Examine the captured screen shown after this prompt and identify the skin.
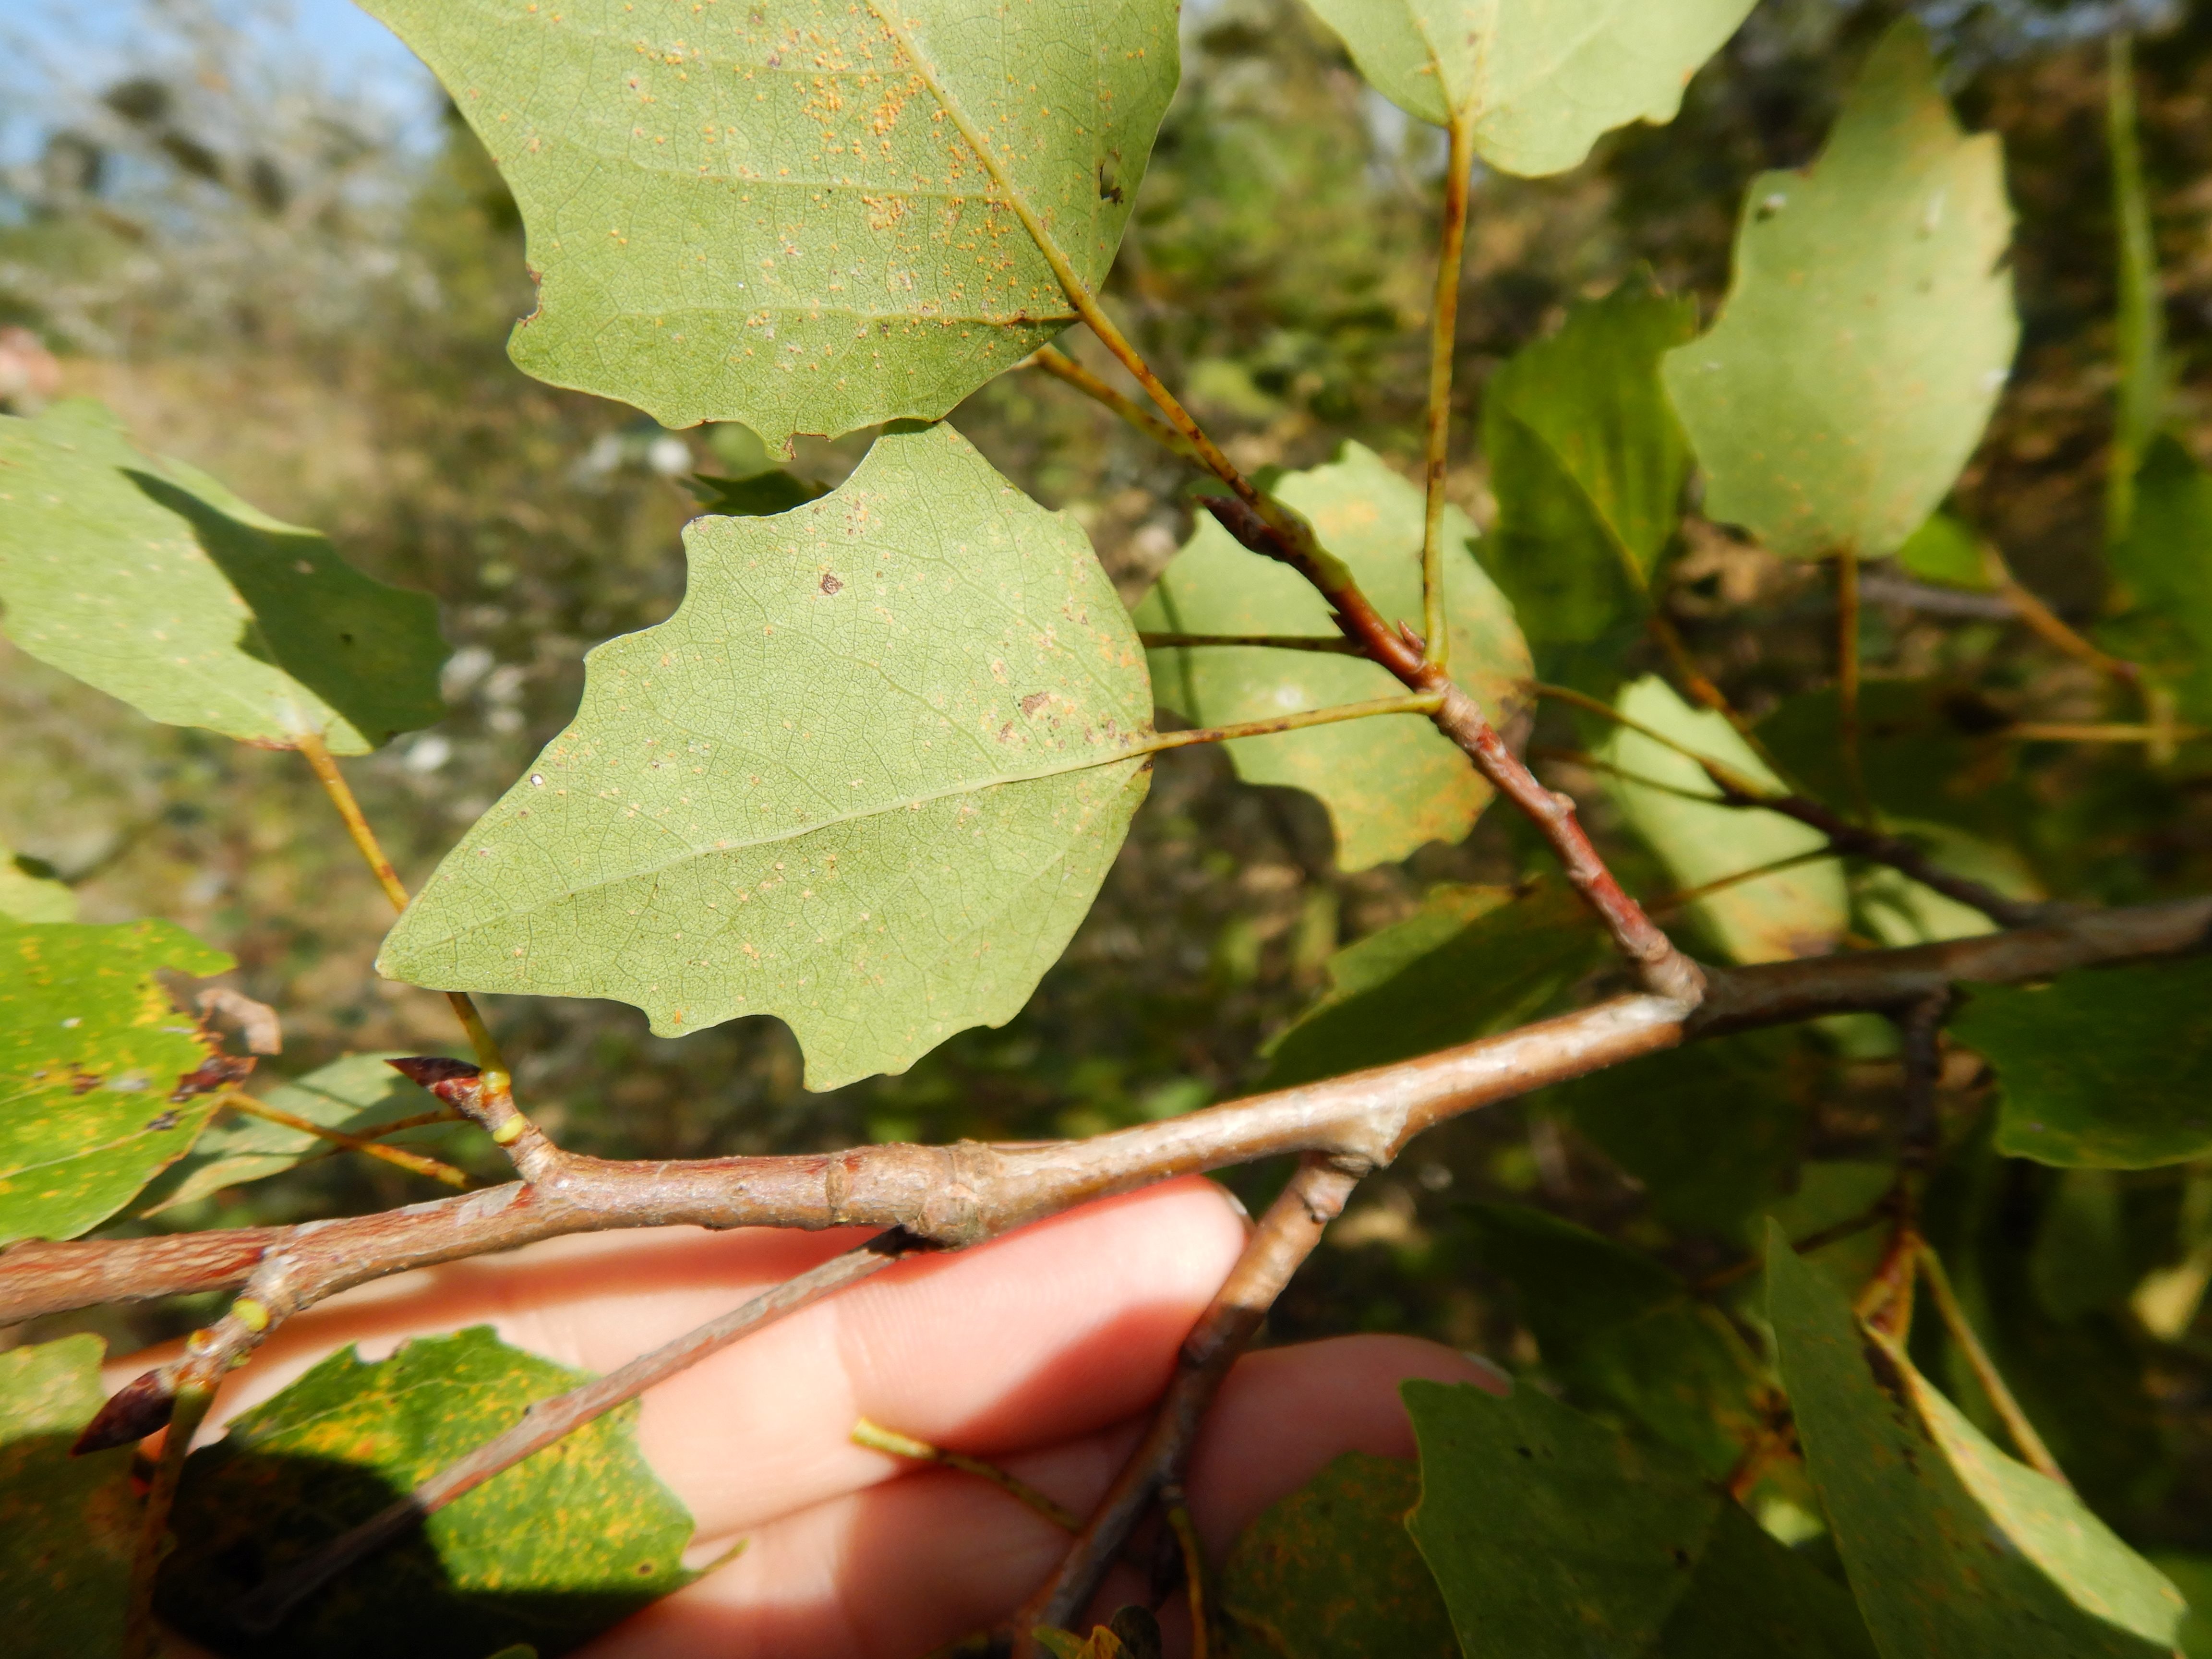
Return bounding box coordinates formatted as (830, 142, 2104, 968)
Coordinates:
(120, 1177, 1505, 1658)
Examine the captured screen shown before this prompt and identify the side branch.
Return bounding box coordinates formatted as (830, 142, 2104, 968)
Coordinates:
(12, 896, 2209, 1332)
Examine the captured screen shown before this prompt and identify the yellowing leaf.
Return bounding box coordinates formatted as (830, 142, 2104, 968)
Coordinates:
(364, 0, 1178, 444)
(1299, 0, 1755, 175)
(1662, 21, 2017, 560)
(1136, 443, 1531, 871)
(0, 917, 233, 1247)
(0, 400, 446, 754)
(380, 422, 1151, 1090)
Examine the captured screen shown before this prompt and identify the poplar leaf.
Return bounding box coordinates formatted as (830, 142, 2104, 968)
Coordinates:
(2102, 436, 2212, 723)
(1219, 1453, 1457, 1659)
(380, 421, 1151, 1091)
(1952, 959, 2212, 1169)
(0, 846, 74, 925)
(0, 916, 233, 1247)
(158, 1326, 697, 1659)
(1135, 442, 1532, 871)
(1603, 675, 1847, 963)
(1480, 277, 1697, 646)
(0, 400, 446, 754)
(1299, 0, 1755, 175)
(130, 1052, 449, 1214)
(1661, 21, 2018, 560)
(363, 0, 1178, 445)
(0, 1335, 137, 1659)
(1766, 1223, 2185, 1658)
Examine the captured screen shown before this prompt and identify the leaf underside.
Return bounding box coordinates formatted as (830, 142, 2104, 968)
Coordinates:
(0, 917, 233, 1247)
(364, 0, 1179, 443)
(1136, 442, 1532, 871)
(0, 400, 446, 754)
(1299, 0, 1756, 176)
(1661, 21, 2018, 560)
(380, 421, 1153, 1090)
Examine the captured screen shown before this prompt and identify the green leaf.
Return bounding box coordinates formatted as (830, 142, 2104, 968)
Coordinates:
(362, 0, 1178, 445)
(1851, 818, 2041, 949)
(1218, 1452, 1457, 1659)
(1467, 1203, 1768, 1479)
(1479, 276, 1697, 646)
(1765, 1222, 2185, 1658)
(159, 1326, 697, 1659)
(1895, 512, 1994, 591)
(1951, 960, 2212, 1168)
(1661, 21, 2017, 560)
(1557, 1029, 1804, 1239)
(1603, 675, 1847, 962)
(0, 1335, 138, 1659)
(685, 469, 828, 517)
(1135, 442, 1531, 871)
(1403, 1378, 1718, 1657)
(1755, 680, 2021, 841)
(0, 916, 233, 1247)
(1298, 0, 1755, 175)
(2105, 36, 2167, 542)
(2102, 436, 2212, 723)
(0, 847, 74, 925)
(1655, 1500, 1877, 1659)
(1261, 882, 1599, 1089)
(380, 421, 1151, 1090)
(130, 1053, 448, 1214)
(0, 400, 446, 754)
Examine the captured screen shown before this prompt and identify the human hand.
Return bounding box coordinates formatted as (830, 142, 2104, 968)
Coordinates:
(122, 1178, 1501, 1658)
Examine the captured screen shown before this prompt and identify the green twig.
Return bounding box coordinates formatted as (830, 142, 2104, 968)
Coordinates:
(1916, 1243, 2070, 1487)
(852, 1417, 1082, 1532)
(1138, 631, 1364, 655)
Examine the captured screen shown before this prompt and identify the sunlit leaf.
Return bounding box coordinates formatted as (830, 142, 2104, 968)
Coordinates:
(1555, 1030, 1804, 1240)
(1951, 960, 2212, 1168)
(0, 400, 446, 754)
(130, 1052, 450, 1214)
(0, 1335, 137, 1659)
(380, 421, 1152, 1090)
(1404, 1378, 1718, 1657)
(1136, 442, 1531, 871)
(2102, 436, 2212, 723)
(1467, 1203, 1768, 1479)
(1262, 882, 1599, 1089)
(159, 1326, 697, 1659)
(1479, 276, 1696, 647)
(363, 0, 1178, 445)
(1299, 0, 1755, 175)
(1661, 21, 2017, 560)
(1766, 1222, 2185, 1658)
(1603, 675, 1847, 962)
(0, 916, 232, 1247)
(0, 846, 74, 925)
(1218, 1453, 1456, 1659)
(1852, 819, 2041, 949)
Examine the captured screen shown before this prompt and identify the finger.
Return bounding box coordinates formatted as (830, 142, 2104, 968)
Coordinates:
(584, 1334, 1502, 1659)
(124, 1178, 1249, 1541)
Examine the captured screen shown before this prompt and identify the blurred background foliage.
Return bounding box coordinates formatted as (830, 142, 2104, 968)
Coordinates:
(8, 0, 2212, 1570)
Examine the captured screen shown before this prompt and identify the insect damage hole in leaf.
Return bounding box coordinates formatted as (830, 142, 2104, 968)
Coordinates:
(0, 400, 447, 754)
(378, 421, 1154, 1091)
(361, 0, 1180, 445)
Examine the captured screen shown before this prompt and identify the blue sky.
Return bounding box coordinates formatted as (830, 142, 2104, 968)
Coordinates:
(0, 1, 438, 165)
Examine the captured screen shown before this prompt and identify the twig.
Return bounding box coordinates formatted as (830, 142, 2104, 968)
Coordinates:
(26, 893, 2212, 1342)
(1419, 112, 1479, 669)
(1164, 1485, 1211, 1659)
(1013, 1155, 1362, 1651)
(1644, 610, 1797, 781)
(1134, 695, 1444, 752)
(1024, 346, 1202, 464)
(2008, 720, 2201, 746)
(216, 1091, 471, 1190)
(852, 1418, 1082, 1532)
(120, 1366, 217, 1659)
(1894, 991, 1949, 1178)
(1914, 1241, 2069, 1487)
(1137, 632, 1365, 655)
(231, 1231, 922, 1635)
(1981, 541, 2143, 691)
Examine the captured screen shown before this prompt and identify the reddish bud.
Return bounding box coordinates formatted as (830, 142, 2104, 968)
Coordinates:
(387, 1056, 483, 1108)
(170, 1052, 255, 1102)
(73, 1368, 176, 1453)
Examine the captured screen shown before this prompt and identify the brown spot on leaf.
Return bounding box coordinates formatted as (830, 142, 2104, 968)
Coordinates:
(819, 572, 843, 594)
